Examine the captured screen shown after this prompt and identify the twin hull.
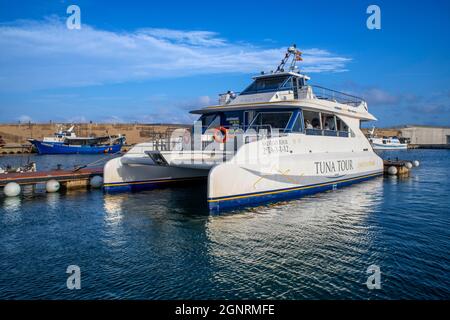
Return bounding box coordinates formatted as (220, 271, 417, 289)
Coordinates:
(104, 134, 384, 212)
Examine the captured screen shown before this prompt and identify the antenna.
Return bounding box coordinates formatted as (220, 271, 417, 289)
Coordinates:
(275, 44, 303, 73)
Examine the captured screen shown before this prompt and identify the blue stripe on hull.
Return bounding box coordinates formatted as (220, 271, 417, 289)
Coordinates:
(103, 177, 207, 193)
(104, 182, 161, 193)
(208, 173, 382, 213)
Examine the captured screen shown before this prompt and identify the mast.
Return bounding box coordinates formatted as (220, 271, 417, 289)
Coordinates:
(275, 44, 303, 73)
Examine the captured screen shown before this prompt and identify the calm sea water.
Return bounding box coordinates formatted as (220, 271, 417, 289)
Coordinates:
(0, 150, 449, 299)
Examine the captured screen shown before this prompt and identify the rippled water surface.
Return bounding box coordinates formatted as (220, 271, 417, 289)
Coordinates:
(0, 150, 449, 299)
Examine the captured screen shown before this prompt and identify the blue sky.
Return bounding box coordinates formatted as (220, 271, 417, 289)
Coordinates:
(0, 0, 449, 126)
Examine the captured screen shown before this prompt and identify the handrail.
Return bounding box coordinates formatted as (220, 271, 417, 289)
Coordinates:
(149, 124, 288, 152)
(309, 85, 365, 107)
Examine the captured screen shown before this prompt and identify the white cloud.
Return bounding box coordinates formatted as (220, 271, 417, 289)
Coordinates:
(196, 96, 211, 106)
(67, 115, 88, 123)
(363, 88, 400, 105)
(0, 18, 351, 91)
(18, 115, 32, 123)
(101, 115, 125, 124)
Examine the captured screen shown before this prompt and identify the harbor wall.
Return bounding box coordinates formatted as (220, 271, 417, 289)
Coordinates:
(0, 123, 189, 147)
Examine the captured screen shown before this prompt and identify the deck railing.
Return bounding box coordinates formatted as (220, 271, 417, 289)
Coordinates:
(148, 125, 286, 152)
(308, 85, 366, 108)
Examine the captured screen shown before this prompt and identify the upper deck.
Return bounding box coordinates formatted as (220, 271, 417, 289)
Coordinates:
(226, 71, 366, 108)
(191, 45, 373, 120)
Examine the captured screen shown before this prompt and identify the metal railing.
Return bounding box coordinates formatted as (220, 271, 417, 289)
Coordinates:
(148, 124, 286, 152)
(305, 128, 351, 137)
(219, 84, 366, 109)
(309, 85, 365, 107)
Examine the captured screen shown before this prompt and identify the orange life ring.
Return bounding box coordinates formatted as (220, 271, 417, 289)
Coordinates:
(213, 126, 228, 143)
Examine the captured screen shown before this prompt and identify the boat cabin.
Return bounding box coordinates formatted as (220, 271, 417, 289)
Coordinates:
(195, 107, 354, 138)
(240, 72, 310, 98)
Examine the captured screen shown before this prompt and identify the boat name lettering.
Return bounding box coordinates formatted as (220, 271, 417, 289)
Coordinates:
(314, 160, 354, 174)
(262, 139, 290, 154)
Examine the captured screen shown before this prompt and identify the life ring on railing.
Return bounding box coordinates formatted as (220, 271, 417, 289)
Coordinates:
(213, 126, 228, 143)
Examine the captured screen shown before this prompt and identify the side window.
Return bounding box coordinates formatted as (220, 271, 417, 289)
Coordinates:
(244, 111, 256, 127)
(322, 113, 337, 136)
(303, 110, 322, 135)
(201, 114, 216, 127)
(250, 112, 292, 131)
(209, 115, 221, 128)
(303, 111, 354, 138)
(291, 112, 303, 132)
(201, 113, 221, 133)
(223, 111, 243, 128)
(336, 116, 354, 137)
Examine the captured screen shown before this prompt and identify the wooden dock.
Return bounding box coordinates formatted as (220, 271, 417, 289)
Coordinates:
(0, 167, 103, 189)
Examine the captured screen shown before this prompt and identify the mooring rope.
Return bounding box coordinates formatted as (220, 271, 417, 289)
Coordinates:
(72, 150, 123, 172)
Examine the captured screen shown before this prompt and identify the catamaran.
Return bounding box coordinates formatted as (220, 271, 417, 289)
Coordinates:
(103, 45, 384, 212)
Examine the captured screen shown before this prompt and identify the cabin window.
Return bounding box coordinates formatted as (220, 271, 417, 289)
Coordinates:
(291, 111, 303, 132)
(303, 110, 322, 135)
(241, 76, 291, 95)
(303, 110, 353, 137)
(321, 113, 337, 136)
(336, 117, 350, 137)
(248, 112, 292, 132)
(244, 110, 256, 127)
(201, 113, 220, 129)
(222, 111, 243, 127)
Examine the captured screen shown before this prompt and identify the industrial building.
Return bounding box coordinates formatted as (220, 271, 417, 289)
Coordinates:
(400, 125, 450, 148)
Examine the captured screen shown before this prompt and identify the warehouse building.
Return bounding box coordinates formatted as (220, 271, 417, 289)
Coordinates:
(400, 125, 450, 148)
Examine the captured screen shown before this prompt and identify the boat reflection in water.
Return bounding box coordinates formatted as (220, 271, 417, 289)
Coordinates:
(101, 177, 385, 298)
(203, 177, 384, 299)
(46, 192, 61, 210)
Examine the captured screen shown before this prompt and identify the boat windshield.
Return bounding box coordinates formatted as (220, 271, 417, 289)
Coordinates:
(201, 113, 220, 129)
(248, 111, 293, 132)
(240, 75, 293, 95)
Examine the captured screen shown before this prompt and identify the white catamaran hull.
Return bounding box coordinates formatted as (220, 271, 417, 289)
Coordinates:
(104, 133, 383, 211)
(207, 133, 383, 211)
(103, 156, 208, 192)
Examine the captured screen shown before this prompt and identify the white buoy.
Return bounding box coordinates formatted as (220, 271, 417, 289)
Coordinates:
(413, 160, 420, 167)
(387, 166, 398, 175)
(405, 162, 413, 169)
(90, 175, 103, 188)
(3, 182, 21, 197)
(46, 179, 60, 193)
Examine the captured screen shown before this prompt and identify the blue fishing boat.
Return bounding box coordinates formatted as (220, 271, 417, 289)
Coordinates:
(28, 126, 126, 154)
